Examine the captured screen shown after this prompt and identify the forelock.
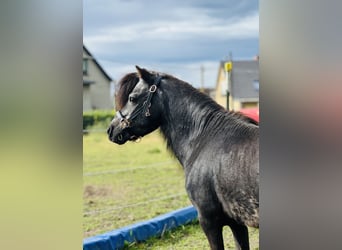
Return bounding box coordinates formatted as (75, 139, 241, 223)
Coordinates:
(115, 73, 139, 110)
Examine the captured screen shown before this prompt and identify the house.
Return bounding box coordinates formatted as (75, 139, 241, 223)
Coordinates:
(215, 59, 259, 111)
(83, 45, 114, 111)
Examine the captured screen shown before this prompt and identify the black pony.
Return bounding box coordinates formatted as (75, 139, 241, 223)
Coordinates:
(107, 66, 259, 250)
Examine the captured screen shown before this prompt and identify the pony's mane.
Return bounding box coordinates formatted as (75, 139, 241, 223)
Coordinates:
(234, 112, 259, 125)
(159, 73, 259, 126)
(115, 71, 258, 126)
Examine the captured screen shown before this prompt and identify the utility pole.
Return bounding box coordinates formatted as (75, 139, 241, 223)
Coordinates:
(200, 65, 204, 92)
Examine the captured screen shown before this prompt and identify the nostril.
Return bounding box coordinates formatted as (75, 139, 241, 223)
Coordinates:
(118, 134, 123, 141)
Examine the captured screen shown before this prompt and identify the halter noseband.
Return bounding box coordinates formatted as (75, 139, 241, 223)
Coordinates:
(116, 75, 162, 129)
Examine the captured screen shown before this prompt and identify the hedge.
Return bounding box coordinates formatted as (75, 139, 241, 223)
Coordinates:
(83, 110, 115, 130)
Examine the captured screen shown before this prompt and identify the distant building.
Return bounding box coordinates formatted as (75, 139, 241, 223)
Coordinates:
(83, 45, 114, 111)
(215, 59, 259, 111)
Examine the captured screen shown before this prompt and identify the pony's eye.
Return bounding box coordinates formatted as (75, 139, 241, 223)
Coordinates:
(129, 96, 137, 103)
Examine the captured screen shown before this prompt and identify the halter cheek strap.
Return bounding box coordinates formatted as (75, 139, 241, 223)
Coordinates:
(117, 75, 163, 128)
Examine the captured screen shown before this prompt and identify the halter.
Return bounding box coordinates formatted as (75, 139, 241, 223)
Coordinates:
(116, 75, 162, 129)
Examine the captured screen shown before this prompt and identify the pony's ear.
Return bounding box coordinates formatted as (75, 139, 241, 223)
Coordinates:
(135, 65, 154, 84)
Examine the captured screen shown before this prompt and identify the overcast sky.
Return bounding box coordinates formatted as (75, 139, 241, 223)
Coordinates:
(83, 0, 259, 88)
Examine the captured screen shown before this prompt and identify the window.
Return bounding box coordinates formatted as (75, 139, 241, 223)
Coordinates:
(83, 59, 88, 75)
(253, 80, 259, 91)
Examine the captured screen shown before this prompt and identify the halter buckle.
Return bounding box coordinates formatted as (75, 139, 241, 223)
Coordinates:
(121, 119, 130, 128)
(117, 110, 130, 128)
(149, 85, 157, 93)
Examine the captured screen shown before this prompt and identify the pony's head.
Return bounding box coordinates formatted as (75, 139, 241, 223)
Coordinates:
(107, 66, 163, 144)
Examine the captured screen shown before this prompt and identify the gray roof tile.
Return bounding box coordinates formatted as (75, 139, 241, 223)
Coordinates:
(230, 60, 259, 99)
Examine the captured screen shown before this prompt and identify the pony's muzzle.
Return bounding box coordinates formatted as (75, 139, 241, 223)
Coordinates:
(109, 129, 129, 145)
(107, 119, 130, 145)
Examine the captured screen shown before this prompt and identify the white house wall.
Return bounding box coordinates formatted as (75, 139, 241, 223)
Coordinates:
(83, 50, 113, 110)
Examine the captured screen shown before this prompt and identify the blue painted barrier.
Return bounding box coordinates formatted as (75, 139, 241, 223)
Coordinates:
(83, 205, 198, 250)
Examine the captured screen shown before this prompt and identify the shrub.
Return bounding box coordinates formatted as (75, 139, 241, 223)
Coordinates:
(83, 110, 115, 130)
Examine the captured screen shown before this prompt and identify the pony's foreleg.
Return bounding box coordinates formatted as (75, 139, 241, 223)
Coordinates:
(229, 222, 250, 250)
(198, 216, 224, 250)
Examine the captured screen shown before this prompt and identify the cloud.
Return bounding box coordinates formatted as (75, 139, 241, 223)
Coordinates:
(83, 0, 259, 88)
(84, 10, 258, 64)
(85, 11, 259, 45)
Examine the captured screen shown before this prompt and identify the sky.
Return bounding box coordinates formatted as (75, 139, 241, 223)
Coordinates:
(83, 0, 259, 88)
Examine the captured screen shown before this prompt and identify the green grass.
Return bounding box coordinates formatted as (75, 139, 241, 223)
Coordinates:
(125, 222, 259, 250)
(83, 130, 191, 237)
(83, 130, 259, 249)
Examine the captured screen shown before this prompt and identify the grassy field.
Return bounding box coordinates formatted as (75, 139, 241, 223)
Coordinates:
(83, 130, 259, 249)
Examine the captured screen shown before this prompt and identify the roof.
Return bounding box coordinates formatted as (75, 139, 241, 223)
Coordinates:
(219, 60, 259, 99)
(83, 45, 113, 82)
(231, 60, 259, 99)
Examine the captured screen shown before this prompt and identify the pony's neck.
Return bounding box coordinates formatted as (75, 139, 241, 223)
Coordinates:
(158, 81, 223, 167)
